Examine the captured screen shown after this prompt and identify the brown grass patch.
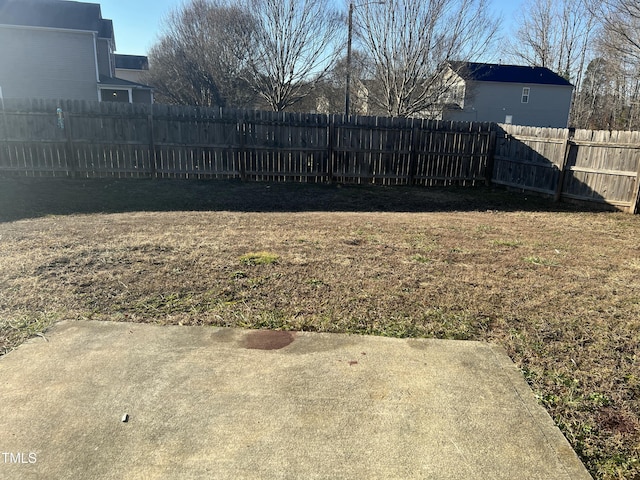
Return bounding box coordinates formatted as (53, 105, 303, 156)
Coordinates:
(0, 179, 639, 479)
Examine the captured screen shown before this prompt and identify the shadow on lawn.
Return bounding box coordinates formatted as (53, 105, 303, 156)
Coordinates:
(0, 177, 595, 222)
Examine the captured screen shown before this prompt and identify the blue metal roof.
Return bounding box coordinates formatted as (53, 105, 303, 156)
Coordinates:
(449, 62, 573, 87)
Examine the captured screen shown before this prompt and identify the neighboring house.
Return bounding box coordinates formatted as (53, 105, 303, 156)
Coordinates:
(0, 0, 153, 103)
(441, 62, 573, 128)
(312, 80, 369, 116)
(114, 54, 149, 84)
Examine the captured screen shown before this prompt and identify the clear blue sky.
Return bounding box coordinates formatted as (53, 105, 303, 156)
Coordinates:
(98, 0, 522, 57)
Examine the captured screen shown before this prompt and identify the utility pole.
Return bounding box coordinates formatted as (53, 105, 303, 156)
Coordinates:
(345, 1, 354, 116)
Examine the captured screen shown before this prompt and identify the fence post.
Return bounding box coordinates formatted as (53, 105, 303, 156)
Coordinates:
(554, 128, 574, 202)
(147, 111, 157, 179)
(1, 113, 10, 171)
(485, 125, 497, 186)
(237, 119, 246, 182)
(327, 114, 335, 183)
(630, 157, 640, 214)
(408, 120, 420, 186)
(62, 106, 77, 178)
(0, 91, 12, 170)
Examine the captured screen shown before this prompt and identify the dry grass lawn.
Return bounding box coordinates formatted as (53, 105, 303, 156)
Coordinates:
(1, 178, 639, 479)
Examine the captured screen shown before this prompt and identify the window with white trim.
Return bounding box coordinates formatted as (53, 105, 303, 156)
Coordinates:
(521, 87, 530, 103)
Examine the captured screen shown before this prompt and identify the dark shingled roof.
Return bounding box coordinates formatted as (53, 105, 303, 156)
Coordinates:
(449, 61, 573, 87)
(115, 54, 149, 71)
(99, 75, 152, 89)
(0, 0, 114, 39)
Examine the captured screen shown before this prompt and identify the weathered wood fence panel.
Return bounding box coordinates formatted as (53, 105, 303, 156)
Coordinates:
(0, 99, 491, 186)
(413, 120, 493, 186)
(562, 129, 640, 210)
(331, 115, 413, 185)
(241, 110, 330, 183)
(71, 102, 153, 178)
(1, 99, 68, 176)
(152, 105, 240, 179)
(2, 99, 640, 212)
(328, 115, 493, 186)
(492, 124, 569, 195)
(493, 123, 640, 212)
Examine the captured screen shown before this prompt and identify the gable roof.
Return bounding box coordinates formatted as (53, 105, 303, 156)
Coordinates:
(115, 54, 149, 71)
(449, 61, 573, 87)
(0, 0, 114, 39)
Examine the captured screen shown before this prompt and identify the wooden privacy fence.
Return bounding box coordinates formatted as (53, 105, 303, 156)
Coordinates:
(2, 99, 640, 212)
(493, 124, 640, 212)
(0, 99, 494, 186)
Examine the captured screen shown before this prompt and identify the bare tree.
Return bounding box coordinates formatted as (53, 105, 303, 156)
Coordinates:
(558, 0, 596, 86)
(321, 51, 371, 115)
(509, 0, 558, 69)
(573, 57, 617, 128)
(352, 0, 499, 117)
(240, 0, 344, 112)
(598, 0, 640, 65)
(592, 49, 640, 129)
(144, 0, 256, 107)
(508, 0, 596, 86)
(598, 0, 640, 129)
(568, 0, 640, 129)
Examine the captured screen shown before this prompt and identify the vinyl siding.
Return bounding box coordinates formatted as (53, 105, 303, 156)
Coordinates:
(0, 25, 98, 101)
(96, 38, 112, 77)
(114, 68, 146, 84)
(444, 81, 573, 128)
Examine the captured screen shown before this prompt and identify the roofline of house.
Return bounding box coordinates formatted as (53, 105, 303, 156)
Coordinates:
(446, 62, 573, 87)
(114, 54, 148, 59)
(98, 76, 153, 90)
(0, 22, 93, 35)
(0, 22, 113, 40)
(98, 84, 152, 91)
(461, 78, 575, 89)
(447, 68, 574, 89)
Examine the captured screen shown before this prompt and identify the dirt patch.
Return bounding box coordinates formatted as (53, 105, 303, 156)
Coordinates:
(598, 407, 639, 435)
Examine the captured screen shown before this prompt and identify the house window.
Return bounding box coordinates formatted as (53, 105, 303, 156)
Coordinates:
(521, 87, 530, 103)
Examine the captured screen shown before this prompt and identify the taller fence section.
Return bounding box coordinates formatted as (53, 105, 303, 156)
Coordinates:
(0, 99, 493, 186)
(493, 124, 640, 213)
(563, 129, 640, 211)
(330, 115, 493, 186)
(492, 125, 569, 196)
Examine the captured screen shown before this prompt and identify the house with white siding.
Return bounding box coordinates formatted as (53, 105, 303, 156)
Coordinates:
(0, 0, 153, 103)
(441, 62, 573, 128)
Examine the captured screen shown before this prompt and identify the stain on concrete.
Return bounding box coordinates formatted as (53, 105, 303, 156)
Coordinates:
(243, 330, 295, 350)
(283, 334, 359, 354)
(210, 327, 239, 344)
